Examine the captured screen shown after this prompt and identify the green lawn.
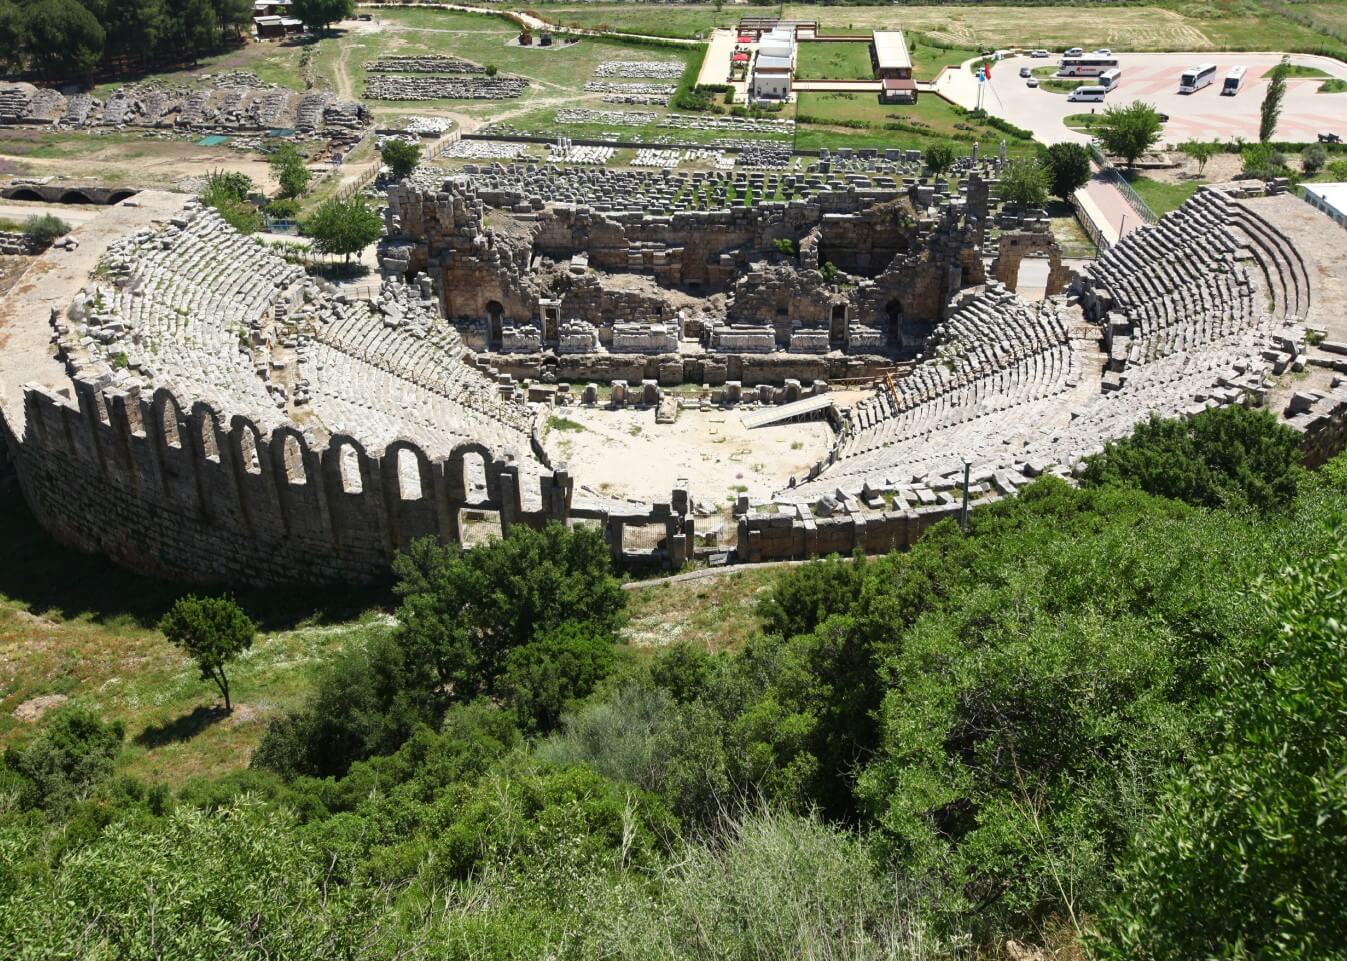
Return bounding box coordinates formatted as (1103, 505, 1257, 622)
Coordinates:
(793, 91, 1037, 153)
(795, 41, 874, 81)
(527, 2, 770, 39)
(1318, 78, 1347, 93)
(1124, 173, 1202, 215)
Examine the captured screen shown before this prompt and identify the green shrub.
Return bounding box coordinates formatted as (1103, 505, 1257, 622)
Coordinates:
(21, 212, 70, 247)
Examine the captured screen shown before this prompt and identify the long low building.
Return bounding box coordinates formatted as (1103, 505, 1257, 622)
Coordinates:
(874, 30, 917, 103)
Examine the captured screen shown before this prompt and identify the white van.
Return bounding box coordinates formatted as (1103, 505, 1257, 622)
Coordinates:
(1068, 85, 1108, 102)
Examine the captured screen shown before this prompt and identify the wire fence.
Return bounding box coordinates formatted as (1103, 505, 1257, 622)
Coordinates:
(1088, 143, 1159, 226)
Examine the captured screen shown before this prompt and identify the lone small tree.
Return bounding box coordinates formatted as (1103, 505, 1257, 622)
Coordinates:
(302, 196, 383, 264)
(1043, 141, 1092, 202)
(1259, 56, 1289, 144)
(1178, 139, 1218, 177)
(267, 142, 310, 200)
(1096, 100, 1163, 168)
(380, 138, 421, 181)
(923, 141, 956, 177)
(159, 596, 256, 712)
(998, 156, 1049, 208)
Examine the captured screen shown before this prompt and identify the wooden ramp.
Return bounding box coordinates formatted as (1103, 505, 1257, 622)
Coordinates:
(740, 394, 835, 429)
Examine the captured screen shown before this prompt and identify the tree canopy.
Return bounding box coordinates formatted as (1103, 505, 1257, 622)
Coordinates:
(1043, 141, 1092, 202)
(380, 139, 422, 181)
(302, 196, 383, 262)
(1260, 56, 1289, 143)
(1096, 100, 1163, 168)
(998, 156, 1049, 208)
(159, 595, 257, 711)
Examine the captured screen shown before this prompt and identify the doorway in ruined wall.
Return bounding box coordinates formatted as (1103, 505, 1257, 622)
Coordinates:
(830, 304, 848, 349)
(885, 299, 904, 346)
(542, 304, 560, 343)
(486, 300, 504, 347)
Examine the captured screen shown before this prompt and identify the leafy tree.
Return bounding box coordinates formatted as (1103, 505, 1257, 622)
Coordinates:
(0, 1, 27, 73)
(291, 0, 351, 34)
(202, 170, 261, 234)
(498, 623, 618, 733)
(1259, 56, 1289, 144)
(1177, 139, 1218, 176)
(1096, 100, 1163, 168)
(0, 708, 124, 811)
(159, 595, 256, 712)
(1081, 405, 1302, 512)
(485, 64, 498, 77)
(757, 553, 867, 639)
(392, 524, 625, 709)
(923, 141, 957, 177)
(1043, 141, 1092, 202)
(252, 628, 431, 778)
(380, 138, 421, 181)
(22, 213, 70, 248)
(25, 0, 105, 79)
(301, 196, 382, 263)
(1300, 142, 1328, 175)
(771, 237, 797, 257)
(1094, 551, 1347, 961)
(267, 143, 310, 200)
(998, 156, 1049, 208)
(1242, 142, 1288, 180)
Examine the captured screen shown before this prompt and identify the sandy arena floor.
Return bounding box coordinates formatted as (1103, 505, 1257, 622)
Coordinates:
(542, 399, 851, 505)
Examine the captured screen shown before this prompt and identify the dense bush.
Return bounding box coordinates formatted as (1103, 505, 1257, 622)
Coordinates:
(1081, 404, 1302, 511)
(21, 212, 70, 247)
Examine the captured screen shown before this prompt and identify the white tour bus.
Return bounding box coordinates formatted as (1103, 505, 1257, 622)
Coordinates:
(1059, 54, 1120, 77)
(1222, 65, 1248, 96)
(1179, 63, 1218, 93)
(1068, 84, 1109, 102)
(1099, 67, 1123, 90)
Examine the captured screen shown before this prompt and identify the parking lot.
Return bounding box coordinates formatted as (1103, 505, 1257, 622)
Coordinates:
(965, 52, 1347, 145)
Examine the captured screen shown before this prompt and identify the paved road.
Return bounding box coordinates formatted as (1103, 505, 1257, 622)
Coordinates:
(975, 51, 1347, 145)
(0, 202, 103, 226)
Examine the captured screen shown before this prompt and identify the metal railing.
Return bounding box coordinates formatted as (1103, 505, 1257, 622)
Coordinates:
(1088, 143, 1159, 226)
(1074, 199, 1111, 254)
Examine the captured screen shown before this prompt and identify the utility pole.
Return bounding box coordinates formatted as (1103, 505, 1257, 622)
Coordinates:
(960, 457, 971, 534)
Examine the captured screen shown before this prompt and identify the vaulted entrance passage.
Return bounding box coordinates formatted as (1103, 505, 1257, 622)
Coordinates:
(830, 303, 848, 348)
(885, 299, 904, 343)
(486, 300, 504, 347)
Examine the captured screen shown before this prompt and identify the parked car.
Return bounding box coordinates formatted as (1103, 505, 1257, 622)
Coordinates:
(1065, 47, 1084, 57)
(1320, 132, 1342, 144)
(1019, 66, 1032, 78)
(1026, 78, 1039, 88)
(1157, 112, 1170, 123)
(1095, 48, 1112, 55)
(1031, 49, 1051, 58)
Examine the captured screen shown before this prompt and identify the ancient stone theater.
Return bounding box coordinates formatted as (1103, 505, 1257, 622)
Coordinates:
(2, 160, 1345, 585)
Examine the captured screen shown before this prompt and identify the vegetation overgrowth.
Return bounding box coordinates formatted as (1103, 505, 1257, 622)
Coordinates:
(2, 405, 1345, 957)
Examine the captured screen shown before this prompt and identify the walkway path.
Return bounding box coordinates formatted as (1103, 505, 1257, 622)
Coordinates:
(358, 2, 703, 46)
(1076, 170, 1145, 246)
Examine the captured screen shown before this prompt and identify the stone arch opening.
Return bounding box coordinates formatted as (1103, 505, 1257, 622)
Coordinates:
(486, 300, 504, 346)
(58, 190, 94, 204)
(885, 299, 904, 343)
(830, 303, 848, 348)
(197, 413, 220, 461)
(5, 187, 42, 202)
(237, 426, 262, 475)
(462, 450, 488, 502)
(337, 442, 363, 493)
(161, 402, 184, 449)
(106, 190, 137, 205)
(281, 434, 307, 485)
(396, 447, 425, 500)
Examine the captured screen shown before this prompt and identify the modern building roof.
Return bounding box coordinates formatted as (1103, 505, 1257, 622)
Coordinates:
(1304, 182, 1347, 210)
(882, 77, 917, 91)
(755, 54, 793, 72)
(873, 31, 912, 71)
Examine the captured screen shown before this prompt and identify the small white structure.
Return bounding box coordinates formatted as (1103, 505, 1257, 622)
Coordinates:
(874, 30, 916, 103)
(1303, 183, 1347, 229)
(752, 27, 796, 101)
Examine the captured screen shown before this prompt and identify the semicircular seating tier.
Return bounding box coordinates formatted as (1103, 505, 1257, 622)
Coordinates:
(782, 185, 1308, 502)
(55, 203, 548, 497)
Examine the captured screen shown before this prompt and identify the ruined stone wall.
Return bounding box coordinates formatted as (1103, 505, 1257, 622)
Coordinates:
(1, 380, 573, 587)
(736, 502, 966, 562)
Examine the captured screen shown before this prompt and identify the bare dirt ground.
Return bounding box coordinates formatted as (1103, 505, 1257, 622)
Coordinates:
(0, 257, 31, 298)
(543, 401, 846, 505)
